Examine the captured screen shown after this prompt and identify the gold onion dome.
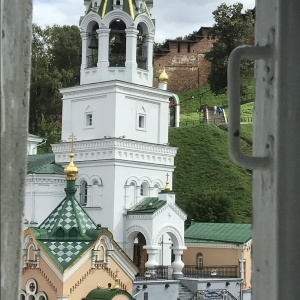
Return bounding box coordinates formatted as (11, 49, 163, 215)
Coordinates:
(159, 67, 169, 83)
(64, 153, 78, 181)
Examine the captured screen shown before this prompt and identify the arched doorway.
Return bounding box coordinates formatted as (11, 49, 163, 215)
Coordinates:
(133, 232, 147, 268)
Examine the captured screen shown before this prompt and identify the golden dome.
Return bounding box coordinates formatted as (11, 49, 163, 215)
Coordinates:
(64, 153, 78, 181)
(159, 67, 169, 83)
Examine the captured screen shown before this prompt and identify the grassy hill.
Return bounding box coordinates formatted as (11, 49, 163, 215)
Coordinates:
(169, 123, 253, 223)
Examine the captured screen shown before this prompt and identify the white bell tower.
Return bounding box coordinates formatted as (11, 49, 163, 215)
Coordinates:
(53, 0, 186, 276)
(79, 0, 154, 87)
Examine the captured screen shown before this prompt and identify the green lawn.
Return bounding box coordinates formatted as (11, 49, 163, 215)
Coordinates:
(169, 125, 252, 223)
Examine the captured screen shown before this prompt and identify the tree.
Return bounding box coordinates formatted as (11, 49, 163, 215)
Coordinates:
(205, 3, 254, 95)
(36, 114, 61, 154)
(30, 24, 81, 133)
(184, 192, 236, 223)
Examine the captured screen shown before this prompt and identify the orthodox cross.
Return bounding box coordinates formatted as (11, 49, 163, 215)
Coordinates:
(166, 173, 169, 182)
(68, 133, 76, 152)
(115, 269, 119, 279)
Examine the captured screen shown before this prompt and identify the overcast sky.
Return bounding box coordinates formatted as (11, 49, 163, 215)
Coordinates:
(33, 0, 255, 43)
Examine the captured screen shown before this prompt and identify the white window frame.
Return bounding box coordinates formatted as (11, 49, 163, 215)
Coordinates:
(84, 106, 94, 129)
(80, 181, 88, 206)
(137, 113, 146, 131)
(86, 113, 93, 127)
(197, 253, 203, 268)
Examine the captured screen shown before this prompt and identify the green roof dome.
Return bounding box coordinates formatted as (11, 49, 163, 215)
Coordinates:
(83, 287, 134, 300)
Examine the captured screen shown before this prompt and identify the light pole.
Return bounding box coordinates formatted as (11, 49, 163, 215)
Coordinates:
(192, 91, 209, 123)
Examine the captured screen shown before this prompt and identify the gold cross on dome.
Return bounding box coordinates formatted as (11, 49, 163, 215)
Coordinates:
(166, 173, 169, 182)
(68, 133, 77, 152)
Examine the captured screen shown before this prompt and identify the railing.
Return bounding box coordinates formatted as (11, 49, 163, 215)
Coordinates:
(135, 266, 170, 281)
(109, 53, 126, 67)
(137, 55, 147, 70)
(86, 55, 97, 68)
(183, 265, 238, 278)
(196, 289, 238, 300)
(240, 117, 253, 123)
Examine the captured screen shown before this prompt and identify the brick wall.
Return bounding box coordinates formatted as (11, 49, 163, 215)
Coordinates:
(154, 29, 215, 94)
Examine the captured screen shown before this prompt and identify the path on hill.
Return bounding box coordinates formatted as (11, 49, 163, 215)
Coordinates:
(205, 106, 227, 125)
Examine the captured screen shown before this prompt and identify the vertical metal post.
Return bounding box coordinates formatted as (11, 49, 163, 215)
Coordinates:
(252, 0, 300, 299)
(1, 0, 32, 299)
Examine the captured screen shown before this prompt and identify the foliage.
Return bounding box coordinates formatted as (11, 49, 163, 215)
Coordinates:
(30, 24, 81, 133)
(205, 3, 254, 95)
(169, 125, 252, 223)
(185, 192, 236, 223)
(36, 114, 61, 153)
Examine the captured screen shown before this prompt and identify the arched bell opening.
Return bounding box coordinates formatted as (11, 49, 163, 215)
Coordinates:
(136, 24, 147, 70)
(109, 19, 126, 67)
(87, 22, 99, 68)
(133, 233, 147, 268)
(169, 97, 176, 127)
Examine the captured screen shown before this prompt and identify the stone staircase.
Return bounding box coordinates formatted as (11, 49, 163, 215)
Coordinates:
(205, 107, 226, 125)
(178, 283, 194, 300)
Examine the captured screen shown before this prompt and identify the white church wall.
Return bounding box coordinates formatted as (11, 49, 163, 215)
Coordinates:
(24, 174, 65, 228)
(60, 81, 172, 144)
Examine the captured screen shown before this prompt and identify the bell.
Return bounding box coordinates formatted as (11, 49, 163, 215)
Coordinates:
(114, 34, 121, 44)
(88, 37, 98, 49)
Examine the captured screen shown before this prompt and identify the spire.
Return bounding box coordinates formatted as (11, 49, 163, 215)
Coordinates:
(164, 173, 170, 191)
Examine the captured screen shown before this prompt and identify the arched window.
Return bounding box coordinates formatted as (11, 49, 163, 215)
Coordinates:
(140, 182, 148, 196)
(20, 294, 25, 300)
(109, 20, 126, 67)
(197, 253, 203, 269)
(80, 181, 88, 205)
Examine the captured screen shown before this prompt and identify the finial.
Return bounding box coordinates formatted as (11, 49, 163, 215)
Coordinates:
(112, 269, 120, 289)
(64, 132, 78, 181)
(159, 67, 169, 83)
(164, 173, 170, 190)
(68, 132, 77, 152)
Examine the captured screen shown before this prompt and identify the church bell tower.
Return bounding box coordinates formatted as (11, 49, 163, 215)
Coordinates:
(80, 0, 154, 87)
(52, 1, 186, 273)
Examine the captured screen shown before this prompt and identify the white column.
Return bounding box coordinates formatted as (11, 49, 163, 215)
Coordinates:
(97, 27, 110, 67)
(80, 30, 89, 69)
(145, 33, 154, 71)
(171, 246, 186, 279)
(144, 246, 160, 268)
(125, 27, 138, 70)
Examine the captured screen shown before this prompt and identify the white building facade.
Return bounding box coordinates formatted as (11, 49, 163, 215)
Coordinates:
(25, 0, 186, 277)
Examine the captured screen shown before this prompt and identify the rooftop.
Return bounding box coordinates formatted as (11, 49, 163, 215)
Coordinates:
(185, 222, 252, 244)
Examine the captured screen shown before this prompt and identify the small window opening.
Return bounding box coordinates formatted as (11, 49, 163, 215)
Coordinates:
(117, 0, 120, 4)
(94, 2, 97, 7)
(140, 185, 144, 196)
(197, 253, 203, 269)
(81, 181, 88, 205)
(138, 115, 145, 128)
(177, 42, 181, 53)
(188, 43, 191, 53)
(86, 113, 93, 126)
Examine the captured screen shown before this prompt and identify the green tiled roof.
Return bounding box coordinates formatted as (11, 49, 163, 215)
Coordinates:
(83, 287, 134, 300)
(185, 223, 252, 244)
(127, 197, 166, 215)
(32, 180, 103, 271)
(27, 153, 65, 175)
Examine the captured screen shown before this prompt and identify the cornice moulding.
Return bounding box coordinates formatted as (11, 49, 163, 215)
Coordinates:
(61, 81, 173, 100)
